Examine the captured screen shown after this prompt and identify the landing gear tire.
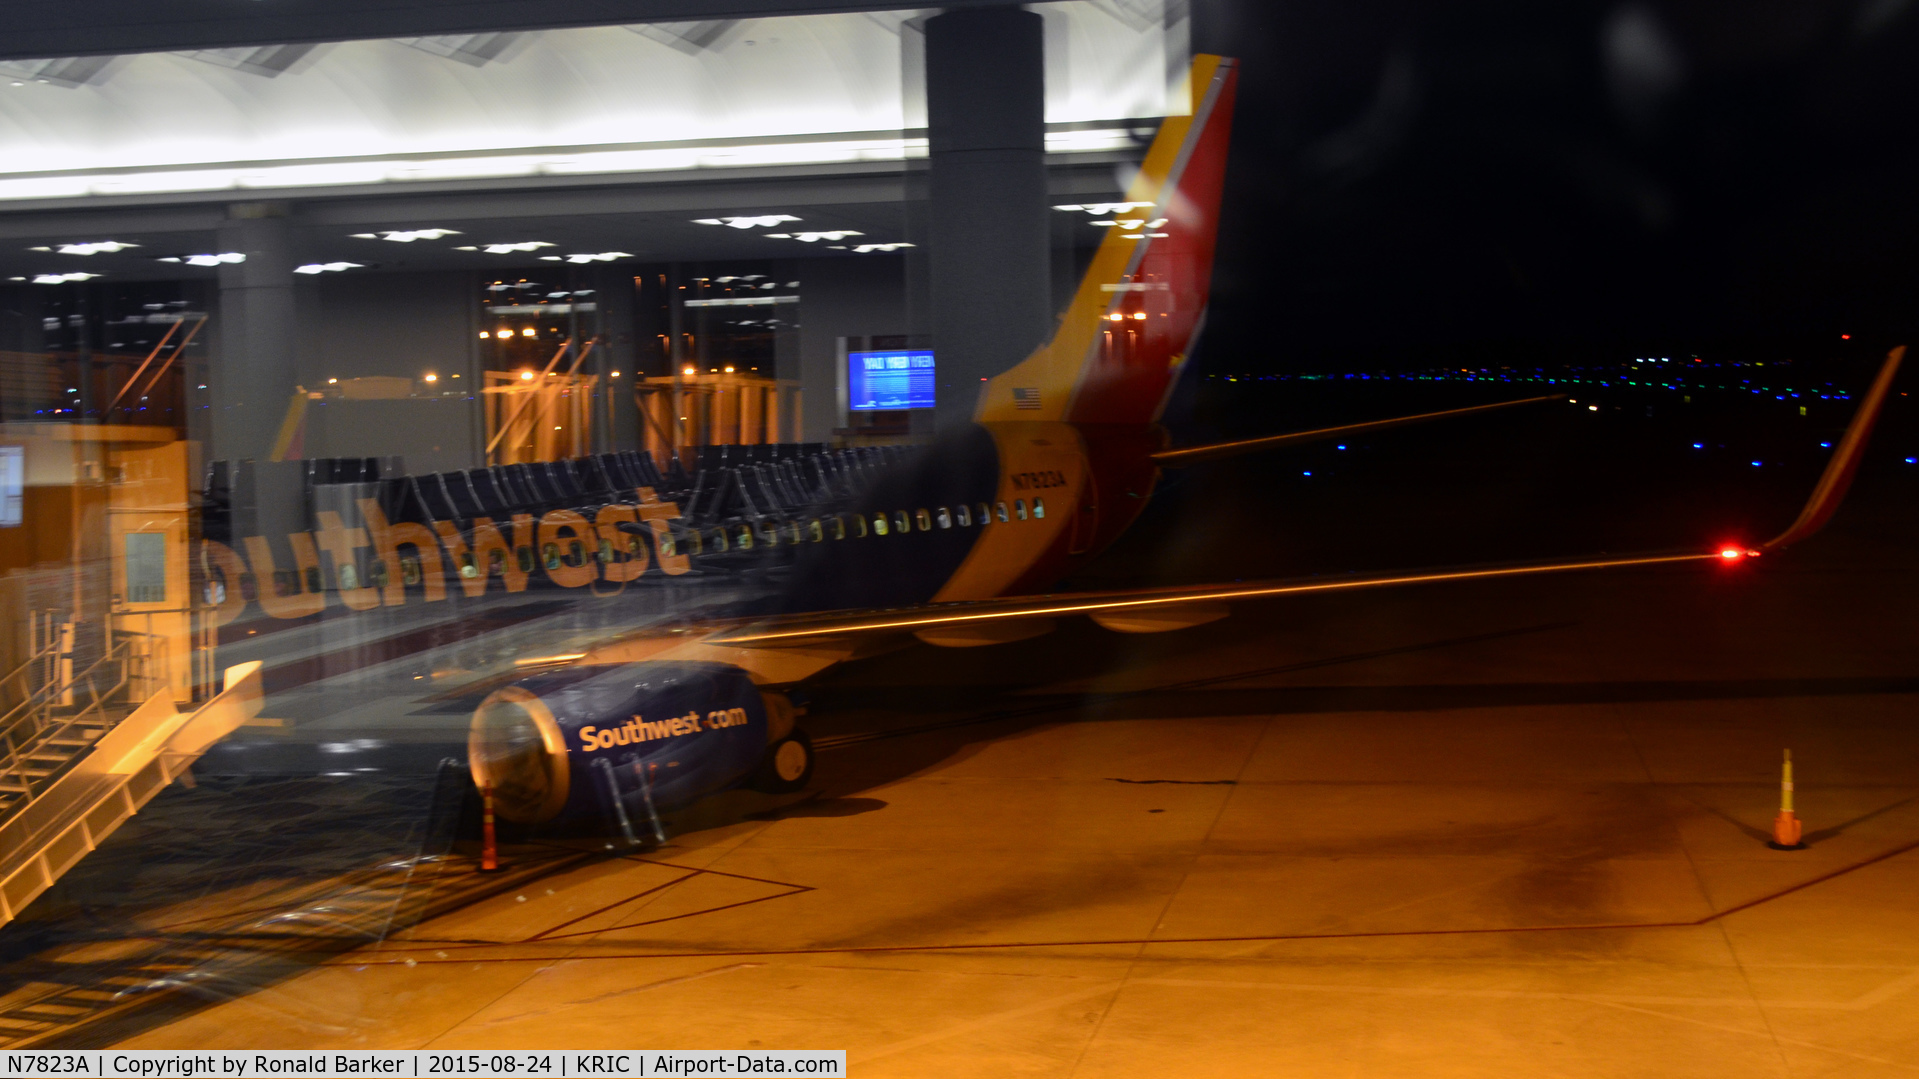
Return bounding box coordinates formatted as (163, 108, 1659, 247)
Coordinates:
(750, 730, 814, 794)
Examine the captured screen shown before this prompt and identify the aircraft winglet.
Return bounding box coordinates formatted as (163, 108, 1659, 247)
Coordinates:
(1763, 345, 1905, 552)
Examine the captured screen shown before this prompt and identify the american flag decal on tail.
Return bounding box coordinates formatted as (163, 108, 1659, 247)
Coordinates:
(1012, 387, 1041, 410)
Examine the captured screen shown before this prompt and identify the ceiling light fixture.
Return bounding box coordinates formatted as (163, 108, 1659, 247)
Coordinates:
(850, 242, 914, 253)
(1054, 202, 1154, 215)
(692, 215, 800, 229)
(350, 229, 461, 243)
(158, 252, 246, 266)
(46, 240, 138, 255)
(293, 261, 363, 274)
(33, 272, 100, 283)
(537, 252, 633, 263)
(453, 241, 556, 254)
(764, 230, 862, 243)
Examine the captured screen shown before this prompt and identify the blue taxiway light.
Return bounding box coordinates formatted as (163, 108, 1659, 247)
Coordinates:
(1820, 442, 1832, 448)
(1907, 457, 1917, 465)
(1335, 444, 1346, 451)
(1693, 443, 1704, 449)
(1302, 471, 1313, 477)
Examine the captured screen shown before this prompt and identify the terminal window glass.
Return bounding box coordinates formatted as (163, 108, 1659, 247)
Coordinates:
(124, 532, 166, 604)
(848, 350, 936, 411)
(0, 446, 20, 526)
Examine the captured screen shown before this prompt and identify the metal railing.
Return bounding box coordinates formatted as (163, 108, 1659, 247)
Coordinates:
(0, 635, 139, 817)
(0, 610, 65, 717)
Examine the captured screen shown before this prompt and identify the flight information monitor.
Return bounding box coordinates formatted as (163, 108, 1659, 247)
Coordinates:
(847, 349, 936, 411)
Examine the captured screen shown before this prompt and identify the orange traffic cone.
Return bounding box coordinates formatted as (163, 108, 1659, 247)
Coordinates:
(1768, 750, 1805, 850)
(480, 783, 502, 871)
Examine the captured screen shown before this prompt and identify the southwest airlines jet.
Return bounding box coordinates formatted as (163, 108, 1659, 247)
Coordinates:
(201, 56, 1906, 835)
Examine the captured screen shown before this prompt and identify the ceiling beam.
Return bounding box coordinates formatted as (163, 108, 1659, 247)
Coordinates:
(0, 1, 1034, 62)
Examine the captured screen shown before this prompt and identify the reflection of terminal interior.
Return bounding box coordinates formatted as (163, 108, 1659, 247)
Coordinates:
(0, 2, 1181, 838)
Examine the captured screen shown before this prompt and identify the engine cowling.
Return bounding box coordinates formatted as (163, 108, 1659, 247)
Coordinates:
(469, 661, 773, 826)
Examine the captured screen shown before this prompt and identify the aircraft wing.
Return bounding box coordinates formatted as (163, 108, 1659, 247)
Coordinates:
(1151, 393, 1568, 466)
(564, 347, 1902, 682)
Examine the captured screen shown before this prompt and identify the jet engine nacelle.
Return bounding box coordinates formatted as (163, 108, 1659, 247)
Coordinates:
(469, 661, 786, 826)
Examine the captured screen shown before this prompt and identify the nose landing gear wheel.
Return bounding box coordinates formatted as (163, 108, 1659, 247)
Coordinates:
(750, 730, 814, 794)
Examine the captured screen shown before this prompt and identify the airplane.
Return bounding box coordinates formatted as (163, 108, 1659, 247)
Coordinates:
(433, 54, 1906, 838)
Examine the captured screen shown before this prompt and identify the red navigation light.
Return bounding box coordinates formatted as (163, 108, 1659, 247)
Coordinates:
(1719, 547, 1746, 562)
(1842, 334, 1851, 340)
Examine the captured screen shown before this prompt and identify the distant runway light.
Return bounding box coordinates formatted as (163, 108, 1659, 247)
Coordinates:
(1588, 405, 1599, 412)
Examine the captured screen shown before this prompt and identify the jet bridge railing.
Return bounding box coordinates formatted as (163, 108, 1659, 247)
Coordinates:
(0, 636, 140, 819)
(0, 662, 263, 928)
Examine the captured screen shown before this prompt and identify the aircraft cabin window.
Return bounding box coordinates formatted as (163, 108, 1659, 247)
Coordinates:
(737, 525, 755, 549)
(894, 510, 911, 534)
(789, 520, 804, 544)
(956, 505, 972, 527)
(916, 509, 932, 531)
(338, 564, 359, 591)
(872, 514, 888, 536)
(830, 516, 847, 540)
(1032, 498, 1045, 519)
(304, 567, 323, 593)
(457, 554, 478, 580)
(705, 528, 725, 553)
(371, 561, 390, 589)
(598, 539, 615, 563)
(488, 550, 506, 577)
(995, 501, 1009, 522)
(1014, 500, 1028, 521)
(567, 540, 585, 566)
(850, 514, 866, 538)
(810, 519, 825, 543)
(517, 545, 536, 572)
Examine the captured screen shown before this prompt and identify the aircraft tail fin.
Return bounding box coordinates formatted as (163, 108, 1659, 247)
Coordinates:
(1763, 345, 1905, 551)
(976, 54, 1238, 426)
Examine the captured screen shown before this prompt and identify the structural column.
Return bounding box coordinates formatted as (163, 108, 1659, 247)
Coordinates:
(924, 5, 1050, 432)
(213, 203, 300, 537)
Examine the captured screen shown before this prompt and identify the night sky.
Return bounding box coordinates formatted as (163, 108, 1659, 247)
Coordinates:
(1192, 0, 1919, 371)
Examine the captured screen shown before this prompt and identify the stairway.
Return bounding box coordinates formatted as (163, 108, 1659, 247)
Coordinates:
(0, 636, 138, 821)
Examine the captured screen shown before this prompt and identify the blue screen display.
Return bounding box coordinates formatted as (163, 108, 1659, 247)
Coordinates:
(847, 349, 936, 411)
